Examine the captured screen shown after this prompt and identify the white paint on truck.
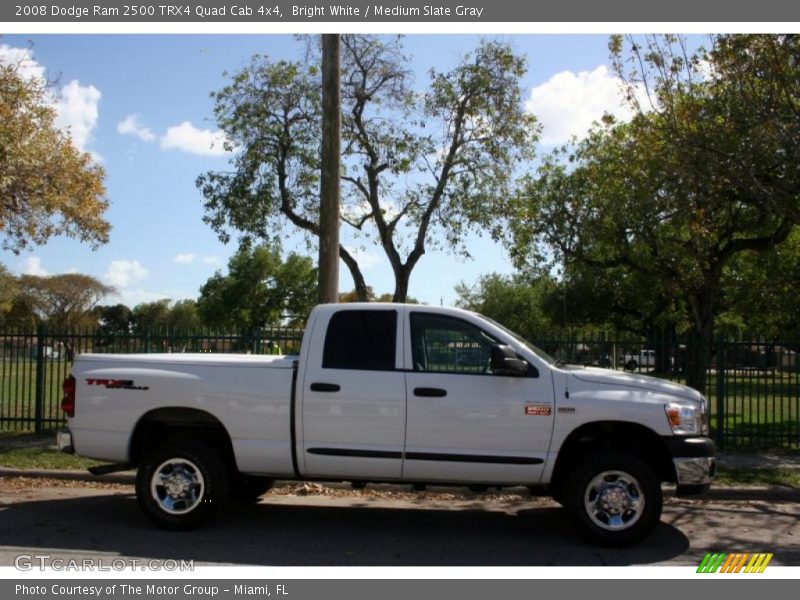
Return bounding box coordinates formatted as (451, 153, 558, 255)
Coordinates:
(62, 303, 715, 544)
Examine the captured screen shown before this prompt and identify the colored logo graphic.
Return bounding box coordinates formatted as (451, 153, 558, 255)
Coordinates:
(697, 553, 773, 573)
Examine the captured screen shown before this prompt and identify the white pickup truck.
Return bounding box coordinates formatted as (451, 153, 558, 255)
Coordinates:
(621, 349, 657, 371)
(59, 303, 715, 545)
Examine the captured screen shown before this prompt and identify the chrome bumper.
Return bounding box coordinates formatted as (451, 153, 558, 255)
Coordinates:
(673, 456, 716, 485)
(56, 429, 74, 453)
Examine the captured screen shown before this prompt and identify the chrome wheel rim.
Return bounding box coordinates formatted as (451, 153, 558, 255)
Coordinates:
(150, 458, 205, 515)
(583, 470, 645, 531)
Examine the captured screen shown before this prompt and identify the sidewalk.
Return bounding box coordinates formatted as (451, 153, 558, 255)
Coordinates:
(716, 453, 800, 470)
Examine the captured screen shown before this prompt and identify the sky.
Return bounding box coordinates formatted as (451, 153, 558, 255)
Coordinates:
(0, 33, 652, 308)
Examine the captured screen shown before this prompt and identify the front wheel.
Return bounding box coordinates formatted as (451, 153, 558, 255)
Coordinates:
(563, 451, 662, 546)
(136, 440, 229, 530)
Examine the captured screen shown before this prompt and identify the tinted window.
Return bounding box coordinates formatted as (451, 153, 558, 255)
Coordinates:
(322, 310, 397, 371)
(410, 313, 498, 374)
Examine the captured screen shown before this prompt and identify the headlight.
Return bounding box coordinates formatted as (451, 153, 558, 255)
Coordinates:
(665, 401, 704, 436)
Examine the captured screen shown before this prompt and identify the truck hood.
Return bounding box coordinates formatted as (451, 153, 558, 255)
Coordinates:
(569, 367, 704, 403)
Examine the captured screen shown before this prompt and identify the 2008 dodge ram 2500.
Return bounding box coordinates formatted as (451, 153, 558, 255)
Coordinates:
(59, 303, 715, 545)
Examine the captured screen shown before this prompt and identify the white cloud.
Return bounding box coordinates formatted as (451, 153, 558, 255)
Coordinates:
(117, 114, 156, 142)
(202, 256, 221, 266)
(104, 260, 148, 287)
(20, 256, 49, 277)
(160, 121, 230, 157)
(53, 80, 101, 154)
(173, 253, 197, 265)
(110, 288, 193, 307)
(0, 44, 45, 81)
(345, 247, 382, 270)
(0, 45, 101, 155)
(526, 65, 649, 146)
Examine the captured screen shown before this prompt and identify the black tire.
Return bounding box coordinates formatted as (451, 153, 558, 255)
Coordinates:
(229, 475, 275, 503)
(626, 360, 638, 371)
(136, 440, 229, 530)
(563, 450, 662, 546)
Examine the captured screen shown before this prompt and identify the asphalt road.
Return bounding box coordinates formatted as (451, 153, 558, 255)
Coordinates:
(0, 482, 798, 567)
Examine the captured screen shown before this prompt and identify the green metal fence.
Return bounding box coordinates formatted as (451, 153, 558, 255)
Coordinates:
(0, 325, 304, 433)
(1, 327, 798, 450)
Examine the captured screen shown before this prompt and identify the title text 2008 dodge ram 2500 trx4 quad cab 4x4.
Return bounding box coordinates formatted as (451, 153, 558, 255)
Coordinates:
(59, 303, 715, 545)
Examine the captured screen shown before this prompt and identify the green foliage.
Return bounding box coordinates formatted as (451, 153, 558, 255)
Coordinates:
(130, 299, 172, 333)
(718, 229, 800, 339)
(611, 34, 800, 225)
(339, 286, 418, 304)
(0, 57, 110, 253)
(508, 52, 794, 389)
(198, 35, 538, 301)
(197, 245, 317, 330)
(93, 303, 132, 335)
(454, 273, 557, 340)
(0, 264, 19, 327)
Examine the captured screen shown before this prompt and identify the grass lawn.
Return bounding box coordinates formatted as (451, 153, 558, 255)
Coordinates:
(715, 467, 800, 488)
(0, 432, 101, 470)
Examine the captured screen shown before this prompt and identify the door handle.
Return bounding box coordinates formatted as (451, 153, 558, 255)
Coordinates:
(414, 387, 447, 397)
(310, 382, 340, 392)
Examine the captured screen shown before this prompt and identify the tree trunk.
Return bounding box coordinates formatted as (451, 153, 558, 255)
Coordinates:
(339, 247, 369, 302)
(685, 289, 716, 393)
(318, 34, 341, 304)
(392, 267, 410, 303)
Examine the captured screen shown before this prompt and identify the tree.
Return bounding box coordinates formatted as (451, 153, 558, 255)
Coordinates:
(610, 34, 800, 225)
(455, 273, 558, 341)
(548, 261, 686, 337)
(0, 53, 110, 253)
(16, 273, 112, 329)
(0, 263, 18, 327)
(508, 114, 792, 391)
(339, 286, 418, 304)
(197, 245, 317, 330)
(168, 299, 202, 331)
(94, 303, 133, 335)
(198, 35, 538, 302)
(131, 300, 172, 333)
(718, 229, 800, 339)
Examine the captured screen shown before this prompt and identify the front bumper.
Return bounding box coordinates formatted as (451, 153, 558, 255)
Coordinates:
(664, 436, 716, 495)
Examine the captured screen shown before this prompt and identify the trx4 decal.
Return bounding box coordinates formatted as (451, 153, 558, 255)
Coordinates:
(86, 378, 150, 391)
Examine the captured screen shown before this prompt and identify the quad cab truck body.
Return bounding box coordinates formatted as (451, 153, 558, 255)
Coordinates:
(59, 304, 715, 545)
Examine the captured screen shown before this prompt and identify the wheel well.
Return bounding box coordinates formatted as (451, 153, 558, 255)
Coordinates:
(550, 421, 674, 493)
(128, 407, 237, 470)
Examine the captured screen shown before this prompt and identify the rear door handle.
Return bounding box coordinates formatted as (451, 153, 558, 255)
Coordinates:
(414, 387, 447, 397)
(310, 382, 340, 392)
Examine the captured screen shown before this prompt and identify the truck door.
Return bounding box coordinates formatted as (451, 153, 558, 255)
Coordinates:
(402, 311, 553, 484)
(299, 307, 406, 479)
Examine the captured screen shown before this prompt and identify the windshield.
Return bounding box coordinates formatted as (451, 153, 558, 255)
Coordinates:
(477, 313, 557, 365)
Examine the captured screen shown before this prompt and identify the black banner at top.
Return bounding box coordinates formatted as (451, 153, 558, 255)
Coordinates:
(4, 0, 800, 22)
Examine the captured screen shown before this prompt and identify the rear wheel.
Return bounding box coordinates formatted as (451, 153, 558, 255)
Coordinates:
(136, 440, 229, 530)
(564, 451, 662, 546)
(625, 360, 638, 371)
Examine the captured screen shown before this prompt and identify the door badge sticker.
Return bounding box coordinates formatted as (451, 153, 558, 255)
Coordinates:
(525, 405, 551, 416)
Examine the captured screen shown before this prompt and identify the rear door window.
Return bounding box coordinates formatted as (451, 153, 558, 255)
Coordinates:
(322, 310, 397, 371)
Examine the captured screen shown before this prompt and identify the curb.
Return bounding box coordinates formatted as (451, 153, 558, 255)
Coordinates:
(2, 466, 798, 502)
(0, 466, 136, 485)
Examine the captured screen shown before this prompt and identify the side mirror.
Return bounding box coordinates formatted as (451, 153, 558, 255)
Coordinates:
(490, 344, 529, 376)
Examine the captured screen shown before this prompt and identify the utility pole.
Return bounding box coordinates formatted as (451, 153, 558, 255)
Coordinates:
(318, 34, 340, 304)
